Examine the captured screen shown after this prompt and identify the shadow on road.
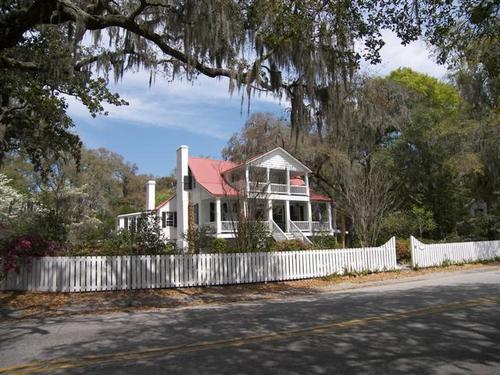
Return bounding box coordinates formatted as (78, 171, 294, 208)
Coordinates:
(2, 281, 500, 374)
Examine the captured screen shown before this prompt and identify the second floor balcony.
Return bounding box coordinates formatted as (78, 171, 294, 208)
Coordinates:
(246, 167, 309, 196)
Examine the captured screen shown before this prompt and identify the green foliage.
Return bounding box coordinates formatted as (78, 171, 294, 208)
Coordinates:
(211, 238, 229, 253)
(385, 68, 494, 238)
(0, 28, 127, 175)
(441, 258, 452, 268)
(311, 235, 337, 249)
(0, 173, 24, 221)
(410, 206, 437, 238)
(233, 219, 274, 253)
(456, 214, 500, 241)
(65, 213, 170, 256)
(380, 206, 437, 241)
(131, 212, 167, 255)
(184, 225, 215, 254)
(1, 147, 157, 249)
(271, 239, 312, 252)
(1, 0, 484, 169)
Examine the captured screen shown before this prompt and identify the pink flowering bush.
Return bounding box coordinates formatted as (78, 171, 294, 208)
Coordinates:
(0, 233, 63, 278)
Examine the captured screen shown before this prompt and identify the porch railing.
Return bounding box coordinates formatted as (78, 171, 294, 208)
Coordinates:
(312, 221, 330, 232)
(249, 181, 269, 193)
(221, 221, 236, 232)
(204, 221, 269, 234)
(270, 183, 288, 194)
(290, 185, 308, 195)
(292, 221, 310, 231)
(248, 181, 308, 195)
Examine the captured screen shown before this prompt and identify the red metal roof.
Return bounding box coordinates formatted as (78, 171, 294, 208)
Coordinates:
(309, 189, 333, 202)
(188, 157, 239, 196)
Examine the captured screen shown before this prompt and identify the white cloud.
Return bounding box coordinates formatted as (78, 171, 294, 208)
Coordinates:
(360, 30, 448, 78)
(68, 32, 448, 140)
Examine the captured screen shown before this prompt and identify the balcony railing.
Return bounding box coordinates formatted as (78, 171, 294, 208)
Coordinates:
(270, 183, 288, 194)
(248, 181, 308, 195)
(290, 185, 308, 195)
(249, 182, 269, 192)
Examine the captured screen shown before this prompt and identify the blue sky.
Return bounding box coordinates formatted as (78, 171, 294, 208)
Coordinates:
(68, 31, 447, 177)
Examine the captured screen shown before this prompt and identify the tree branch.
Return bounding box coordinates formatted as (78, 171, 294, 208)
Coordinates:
(0, 55, 39, 71)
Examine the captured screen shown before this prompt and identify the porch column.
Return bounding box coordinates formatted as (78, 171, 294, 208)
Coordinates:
(307, 201, 313, 233)
(305, 173, 310, 196)
(266, 167, 270, 193)
(285, 199, 290, 233)
(267, 199, 273, 230)
(327, 203, 333, 234)
(215, 198, 221, 234)
(286, 167, 290, 195)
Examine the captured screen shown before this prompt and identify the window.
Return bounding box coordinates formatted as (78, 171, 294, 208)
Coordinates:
(129, 217, 137, 232)
(124, 217, 129, 229)
(162, 211, 177, 227)
(222, 202, 228, 221)
(210, 202, 215, 222)
(194, 204, 199, 225)
(184, 169, 196, 190)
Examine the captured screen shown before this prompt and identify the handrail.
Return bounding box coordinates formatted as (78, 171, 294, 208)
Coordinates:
(288, 220, 313, 245)
(271, 220, 288, 242)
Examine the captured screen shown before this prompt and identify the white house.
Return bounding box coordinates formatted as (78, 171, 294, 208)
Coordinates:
(117, 146, 335, 249)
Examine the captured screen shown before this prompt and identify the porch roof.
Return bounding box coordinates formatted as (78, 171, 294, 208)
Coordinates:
(309, 190, 333, 202)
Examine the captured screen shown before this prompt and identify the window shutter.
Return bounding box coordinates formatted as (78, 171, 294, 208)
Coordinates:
(184, 175, 192, 190)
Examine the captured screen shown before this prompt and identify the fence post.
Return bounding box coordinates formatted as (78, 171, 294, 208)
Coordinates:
(410, 236, 416, 269)
(391, 236, 397, 269)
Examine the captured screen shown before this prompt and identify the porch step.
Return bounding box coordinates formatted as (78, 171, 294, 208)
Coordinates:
(284, 233, 295, 241)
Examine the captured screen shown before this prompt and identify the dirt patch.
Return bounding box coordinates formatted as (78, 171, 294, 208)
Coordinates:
(1, 262, 497, 321)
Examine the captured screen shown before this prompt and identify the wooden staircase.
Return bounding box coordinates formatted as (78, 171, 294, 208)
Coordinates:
(270, 220, 313, 245)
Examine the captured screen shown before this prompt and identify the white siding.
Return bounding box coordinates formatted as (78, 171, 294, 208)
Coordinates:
(251, 150, 308, 172)
(157, 196, 177, 240)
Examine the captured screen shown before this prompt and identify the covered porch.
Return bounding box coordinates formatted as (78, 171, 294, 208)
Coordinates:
(198, 197, 333, 237)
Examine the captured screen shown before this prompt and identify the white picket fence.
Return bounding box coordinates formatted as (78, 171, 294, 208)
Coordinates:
(410, 236, 500, 268)
(0, 238, 396, 292)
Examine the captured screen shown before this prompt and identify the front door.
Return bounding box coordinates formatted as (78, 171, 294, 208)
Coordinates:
(273, 203, 286, 232)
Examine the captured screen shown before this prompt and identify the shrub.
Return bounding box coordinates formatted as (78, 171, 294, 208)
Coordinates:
(396, 238, 411, 262)
(271, 239, 312, 252)
(64, 213, 171, 256)
(233, 220, 273, 252)
(311, 234, 337, 249)
(184, 225, 215, 254)
(0, 233, 64, 279)
(211, 238, 228, 253)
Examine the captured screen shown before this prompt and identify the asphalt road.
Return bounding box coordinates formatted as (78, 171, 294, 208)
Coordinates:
(1, 267, 499, 375)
